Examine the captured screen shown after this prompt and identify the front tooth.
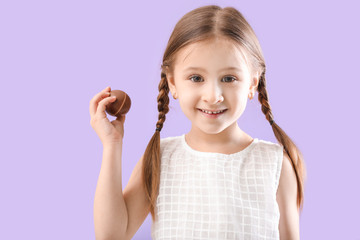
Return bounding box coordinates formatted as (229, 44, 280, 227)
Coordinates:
(203, 110, 222, 114)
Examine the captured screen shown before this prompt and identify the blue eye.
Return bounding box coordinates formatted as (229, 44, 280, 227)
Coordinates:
(222, 76, 237, 82)
(189, 75, 203, 82)
(188, 75, 237, 83)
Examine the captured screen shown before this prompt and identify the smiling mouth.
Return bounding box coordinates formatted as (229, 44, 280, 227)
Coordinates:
(198, 108, 227, 114)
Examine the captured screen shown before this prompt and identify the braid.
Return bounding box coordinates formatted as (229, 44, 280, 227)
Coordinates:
(257, 71, 275, 125)
(143, 71, 171, 222)
(155, 72, 170, 131)
(256, 71, 306, 211)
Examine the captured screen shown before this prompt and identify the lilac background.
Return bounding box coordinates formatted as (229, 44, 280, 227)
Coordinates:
(1, 0, 359, 239)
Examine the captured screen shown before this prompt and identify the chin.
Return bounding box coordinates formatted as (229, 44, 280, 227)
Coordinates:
(198, 126, 227, 135)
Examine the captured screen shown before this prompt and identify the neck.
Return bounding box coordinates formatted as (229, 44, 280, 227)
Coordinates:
(186, 122, 248, 148)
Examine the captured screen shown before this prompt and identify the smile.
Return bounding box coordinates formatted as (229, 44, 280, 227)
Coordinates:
(198, 108, 227, 116)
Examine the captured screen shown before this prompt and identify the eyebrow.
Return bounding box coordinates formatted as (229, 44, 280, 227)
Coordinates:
(184, 66, 243, 73)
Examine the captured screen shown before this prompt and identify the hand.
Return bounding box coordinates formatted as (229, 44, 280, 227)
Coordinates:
(89, 86, 126, 146)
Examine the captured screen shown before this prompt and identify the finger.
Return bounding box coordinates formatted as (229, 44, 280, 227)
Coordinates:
(116, 114, 126, 124)
(89, 86, 111, 117)
(121, 115, 126, 124)
(96, 95, 117, 118)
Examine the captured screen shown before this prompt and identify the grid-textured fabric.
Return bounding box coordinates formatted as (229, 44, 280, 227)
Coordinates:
(151, 134, 284, 240)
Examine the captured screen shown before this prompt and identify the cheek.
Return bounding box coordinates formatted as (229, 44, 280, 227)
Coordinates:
(226, 91, 248, 111)
(179, 95, 195, 109)
(226, 90, 246, 102)
(178, 86, 197, 102)
(178, 92, 198, 114)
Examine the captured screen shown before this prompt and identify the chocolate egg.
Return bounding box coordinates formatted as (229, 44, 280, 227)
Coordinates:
(105, 90, 131, 117)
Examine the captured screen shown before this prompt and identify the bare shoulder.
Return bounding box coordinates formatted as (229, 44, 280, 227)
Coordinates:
(276, 150, 300, 239)
(123, 153, 151, 240)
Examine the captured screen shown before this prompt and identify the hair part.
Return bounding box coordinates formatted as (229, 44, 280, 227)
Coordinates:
(142, 5, 306, 222)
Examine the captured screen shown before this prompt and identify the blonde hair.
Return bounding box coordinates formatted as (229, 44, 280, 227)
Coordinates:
(142, 5, 306, 222)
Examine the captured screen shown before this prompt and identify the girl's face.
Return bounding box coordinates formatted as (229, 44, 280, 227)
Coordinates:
(167, 38, 259, 136)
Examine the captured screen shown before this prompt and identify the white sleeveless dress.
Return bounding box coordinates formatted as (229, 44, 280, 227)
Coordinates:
(151, 134, 284, 240)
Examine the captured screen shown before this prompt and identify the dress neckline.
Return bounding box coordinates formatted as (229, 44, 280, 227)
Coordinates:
(180, 133, 258, 158)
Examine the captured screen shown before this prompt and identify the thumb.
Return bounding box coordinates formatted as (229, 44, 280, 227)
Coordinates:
(116, 114, 126, 124)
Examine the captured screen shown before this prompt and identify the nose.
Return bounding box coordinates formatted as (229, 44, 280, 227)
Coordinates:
(201, 81, 224, 104)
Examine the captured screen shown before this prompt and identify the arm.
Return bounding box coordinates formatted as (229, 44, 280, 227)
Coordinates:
(94, 142, 128, 240)
(276, 151, 300, 240)
(94, 143, 151, 240)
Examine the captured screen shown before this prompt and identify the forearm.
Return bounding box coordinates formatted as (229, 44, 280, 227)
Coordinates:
(94, 143, 128, 240)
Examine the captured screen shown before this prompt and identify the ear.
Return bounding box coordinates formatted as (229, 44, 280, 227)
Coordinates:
(166, 73, 177, 96)
(249, 72, 259, 93)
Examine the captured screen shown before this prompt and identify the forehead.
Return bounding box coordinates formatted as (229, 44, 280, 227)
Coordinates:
(175, 38, 250, 72)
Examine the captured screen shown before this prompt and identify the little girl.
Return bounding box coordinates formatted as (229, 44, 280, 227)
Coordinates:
(90, 5, 306, 240)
